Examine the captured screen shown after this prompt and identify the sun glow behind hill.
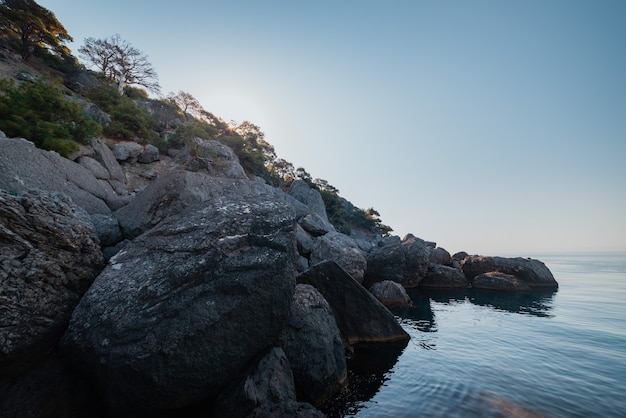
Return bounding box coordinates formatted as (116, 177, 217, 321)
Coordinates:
(36, 0, 626, 254)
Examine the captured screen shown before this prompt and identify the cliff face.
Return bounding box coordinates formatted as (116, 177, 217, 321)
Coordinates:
(0, 130, 557, 417)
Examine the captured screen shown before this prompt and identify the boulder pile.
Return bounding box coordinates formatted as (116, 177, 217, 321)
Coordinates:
(0, 132, 557, 417)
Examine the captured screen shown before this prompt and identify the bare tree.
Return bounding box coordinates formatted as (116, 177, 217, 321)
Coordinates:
(79, 34, 160, 95)
(167, 91, 203, 120)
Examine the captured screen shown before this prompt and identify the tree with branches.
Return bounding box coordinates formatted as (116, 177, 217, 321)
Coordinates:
(79, 34, 160, 95)
(167, 91, 203, 121)
(0, 0, 72, 60)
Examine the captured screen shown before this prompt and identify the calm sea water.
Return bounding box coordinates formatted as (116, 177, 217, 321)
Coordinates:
(323, 253, 626, 418)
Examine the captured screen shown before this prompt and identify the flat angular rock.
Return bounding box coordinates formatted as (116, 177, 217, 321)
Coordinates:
(298, 261, 409, 346)
(0, 138, 112, 214)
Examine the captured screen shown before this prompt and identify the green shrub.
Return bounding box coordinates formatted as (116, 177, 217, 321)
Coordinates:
(0, 79, 102, 156)
(85, 83, 159, 142)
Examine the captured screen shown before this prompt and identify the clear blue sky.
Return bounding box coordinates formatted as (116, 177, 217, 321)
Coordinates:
(39, 0, 626, 255)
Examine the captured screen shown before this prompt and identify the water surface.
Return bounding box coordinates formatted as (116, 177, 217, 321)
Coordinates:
(324, 253, 626, 418)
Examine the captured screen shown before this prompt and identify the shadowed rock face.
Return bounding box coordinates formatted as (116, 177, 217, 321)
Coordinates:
(462, 256, 558, 289)
(62, 194, 299, 414)
(421, 264, 469, 289)
(279, 284, 347, 405)
(0, 190, 104, 379)
(298, 261, 410, 346)
(364, 234, 430, 288)
(369, 280, 413, 307)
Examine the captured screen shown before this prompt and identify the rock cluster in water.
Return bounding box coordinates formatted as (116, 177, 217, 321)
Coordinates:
(0, 131, 558, 417)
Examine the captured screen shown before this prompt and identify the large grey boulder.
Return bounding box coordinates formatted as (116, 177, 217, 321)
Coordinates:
(298, 261, 410, 346)
(420, 264, 469, 289)
(0, 137, 113, 214)
(62, 194, 298, 414)
(113, 170, 285, 239)
(299, 212, 334, 237)
(279, 284, 347, 405)
(462, 256, 558, 289)
(309, 231, 367, 283)
(429, 247, 452, 266)
(0, 190, 104, 379)
(364, 234, 430, 288)
(112, 141, 144, 163)
(289, 180, 329, 222)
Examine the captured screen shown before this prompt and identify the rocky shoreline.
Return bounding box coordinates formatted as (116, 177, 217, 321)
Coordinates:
(0, 131, 558, 417)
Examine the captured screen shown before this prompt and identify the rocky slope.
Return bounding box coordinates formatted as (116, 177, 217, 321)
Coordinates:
(0, 129, 558, 417)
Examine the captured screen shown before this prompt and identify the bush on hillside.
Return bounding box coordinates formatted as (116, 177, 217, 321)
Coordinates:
(0, 78, 102, 156)
(84, 83, 159, 143)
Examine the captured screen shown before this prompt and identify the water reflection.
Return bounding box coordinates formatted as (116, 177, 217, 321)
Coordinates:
(321, 342, 406, 418)
(468, 289, 557, 317)
(323, 287, 557, 417)
(418, 287, 557, 318)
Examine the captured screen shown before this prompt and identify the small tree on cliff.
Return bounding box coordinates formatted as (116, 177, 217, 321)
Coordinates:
(167, 91, 203, 121)
(79, 34, 160, 95)
(0, 0, 72, 60)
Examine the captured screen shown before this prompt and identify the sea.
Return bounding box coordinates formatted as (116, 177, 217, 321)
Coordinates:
(322, 253, 626, 418)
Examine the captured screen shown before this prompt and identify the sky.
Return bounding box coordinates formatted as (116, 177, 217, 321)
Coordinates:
(38, 0, 626, 255)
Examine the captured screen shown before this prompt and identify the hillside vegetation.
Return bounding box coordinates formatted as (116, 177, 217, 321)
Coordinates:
(0, 0, 391, 236)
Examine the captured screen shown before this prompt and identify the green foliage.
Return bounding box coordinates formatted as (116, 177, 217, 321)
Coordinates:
(84, 83, 159, 143)
(0, 0, 72, 60)
(170, 121, 218, 148)
(124, 85, 149, 100)
(34, 45, 79, 73)
(0, 78, 102, 156)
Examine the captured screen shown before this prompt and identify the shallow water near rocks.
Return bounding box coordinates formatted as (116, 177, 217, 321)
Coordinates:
(323, 253, 626, 418)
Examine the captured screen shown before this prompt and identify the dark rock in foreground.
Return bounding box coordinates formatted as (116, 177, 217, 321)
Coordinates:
(214, 347, 323, 418)
(279, 284, 347, 405)
(462, 256, 558, 289)
(298, 261, 410, 346)
(0, 190, 103, 379)
(62, 194, 298, 414)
